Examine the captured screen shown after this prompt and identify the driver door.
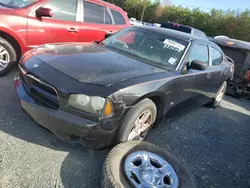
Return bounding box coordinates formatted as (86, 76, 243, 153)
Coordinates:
(182, 42, 213, 104)
(27, 0, 79, 49)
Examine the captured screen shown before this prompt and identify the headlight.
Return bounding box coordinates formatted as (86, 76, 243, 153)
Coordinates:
(68, 94, 113, 117)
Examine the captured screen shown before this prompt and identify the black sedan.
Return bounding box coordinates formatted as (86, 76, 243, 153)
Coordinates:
(15, 26, 234, 149)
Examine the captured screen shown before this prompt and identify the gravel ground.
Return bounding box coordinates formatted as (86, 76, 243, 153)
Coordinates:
(0, 69, 250, 188)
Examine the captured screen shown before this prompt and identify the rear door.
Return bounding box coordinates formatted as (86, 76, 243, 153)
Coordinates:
(77, 1, 113, 42)
(77, 0, 128, 42)
(27, 0, 79, 49)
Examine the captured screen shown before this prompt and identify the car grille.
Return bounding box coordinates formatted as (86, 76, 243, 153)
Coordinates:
(19, 65, 59, 109)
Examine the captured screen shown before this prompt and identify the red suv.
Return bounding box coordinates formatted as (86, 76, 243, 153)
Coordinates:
(0, 0, 129, 75)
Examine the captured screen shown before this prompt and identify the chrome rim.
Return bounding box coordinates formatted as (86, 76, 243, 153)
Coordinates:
(128, 110, 153, 141)
(124, 151, 179, 188)
(216, 83, 226, 104)
(0, 45, 10, 71)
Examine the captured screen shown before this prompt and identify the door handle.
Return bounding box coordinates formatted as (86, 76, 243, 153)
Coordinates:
(67, 28, 78, 33)
(207, 72, 212, 79)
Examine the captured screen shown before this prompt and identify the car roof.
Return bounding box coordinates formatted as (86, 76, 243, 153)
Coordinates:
(133, 26, 208, 42)
(211, 37, 250, 51)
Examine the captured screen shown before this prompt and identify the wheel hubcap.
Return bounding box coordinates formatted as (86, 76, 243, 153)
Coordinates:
(128, 110, 153, 141)
(124, 151, 179, 188)
(0, 45, 10, 71)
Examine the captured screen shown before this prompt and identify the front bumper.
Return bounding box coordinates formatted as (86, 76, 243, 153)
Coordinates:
(14, 78, 120, 149)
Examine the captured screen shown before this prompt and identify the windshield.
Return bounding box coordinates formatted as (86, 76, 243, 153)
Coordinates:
(0, 0, 37, 8)
(102, 27, 188, 70)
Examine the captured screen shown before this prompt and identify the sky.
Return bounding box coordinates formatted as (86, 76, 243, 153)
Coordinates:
(157, 0, 250, 12)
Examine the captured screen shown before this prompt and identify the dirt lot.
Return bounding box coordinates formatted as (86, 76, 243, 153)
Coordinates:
(0, 70, 250, 188)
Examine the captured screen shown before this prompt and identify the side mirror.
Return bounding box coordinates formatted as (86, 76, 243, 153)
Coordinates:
(105, 33, 113, 39)
(189, 60, 207, 70)
(36, 7, 53, 18)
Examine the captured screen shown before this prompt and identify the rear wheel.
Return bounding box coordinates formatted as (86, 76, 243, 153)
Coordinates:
(0, 37, 17, 76)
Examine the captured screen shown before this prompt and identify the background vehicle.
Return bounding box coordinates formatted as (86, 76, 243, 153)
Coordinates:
(15, 27, 233, 149)
(161, 22, 207, 39)
(130, 17, 144, 26)
(211, 37, 250, 98)
(101, 141, 196, 188)
(0, 0, 129, 75)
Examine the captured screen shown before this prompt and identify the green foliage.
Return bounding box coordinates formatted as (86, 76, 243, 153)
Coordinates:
(103, 0, 250, 41)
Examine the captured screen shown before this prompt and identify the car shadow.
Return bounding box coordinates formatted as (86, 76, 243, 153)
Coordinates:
(60, 149, 108, 188)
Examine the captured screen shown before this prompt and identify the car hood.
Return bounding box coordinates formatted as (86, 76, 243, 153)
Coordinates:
(23, 43, 165, 86)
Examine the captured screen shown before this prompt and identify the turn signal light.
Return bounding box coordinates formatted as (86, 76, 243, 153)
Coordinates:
(104, 99, 113, 117)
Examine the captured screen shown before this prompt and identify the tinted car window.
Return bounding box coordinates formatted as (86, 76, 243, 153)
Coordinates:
(105, 8, 112, 24)
(189, 44, 209, 66)
(42, 0, 77, 21)
(84, 2, 104, 24)
(111, 10, 126, 25)
(161, 22, 192, 33)
(211, 47, 223, 66)
(103, 27, 188, 70)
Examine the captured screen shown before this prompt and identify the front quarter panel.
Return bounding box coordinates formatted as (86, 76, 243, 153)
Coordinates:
(116, 71, 189, 114)
(0, 13, 28, 53)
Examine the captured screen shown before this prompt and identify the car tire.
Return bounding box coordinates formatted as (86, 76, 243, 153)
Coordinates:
(210, 81, 227, 108)
(115, 98, 157, 143)
(101, 141, 196, 188)
(0, 37, 17, 76)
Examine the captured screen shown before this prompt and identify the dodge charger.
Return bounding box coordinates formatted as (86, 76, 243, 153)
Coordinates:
(15, 26, 234, 149)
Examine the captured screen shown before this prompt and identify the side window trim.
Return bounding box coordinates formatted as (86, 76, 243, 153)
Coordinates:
(77, 0, 83, 22)
(104, 7, 113, 25)
(208, 45, 212, 67)
(176, 41, 192, 70)
(106, 7, 115, 24)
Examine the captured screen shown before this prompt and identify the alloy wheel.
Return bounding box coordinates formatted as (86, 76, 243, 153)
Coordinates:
(215, 83, 227, 105)
(0, 45, 10, 71)
(128, 110, 153, 141)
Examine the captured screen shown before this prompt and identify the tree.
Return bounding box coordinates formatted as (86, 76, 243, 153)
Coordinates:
(103, 0, 250, 41)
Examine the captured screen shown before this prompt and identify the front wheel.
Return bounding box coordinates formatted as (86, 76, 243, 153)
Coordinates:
(0, 37, 17, 76)
(115, 98, 157, 143)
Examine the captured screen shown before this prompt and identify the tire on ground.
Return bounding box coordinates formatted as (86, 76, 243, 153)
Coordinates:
(0, 36, 17, 76)
(101, 141, 196, 188)
(115, 98, 157, 143)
